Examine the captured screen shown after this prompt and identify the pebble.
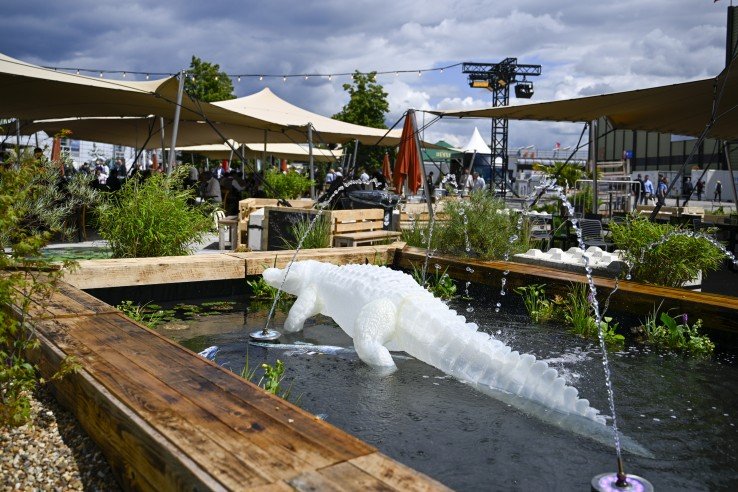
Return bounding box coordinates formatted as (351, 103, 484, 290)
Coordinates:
(0, 388, 120, 491)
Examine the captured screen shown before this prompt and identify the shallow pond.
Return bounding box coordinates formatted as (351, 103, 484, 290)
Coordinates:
(152, 295, 738, 491)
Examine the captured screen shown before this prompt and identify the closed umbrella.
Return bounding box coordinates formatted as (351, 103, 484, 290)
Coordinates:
(393, 112, 422, 194)
(382, 152, 391, 181)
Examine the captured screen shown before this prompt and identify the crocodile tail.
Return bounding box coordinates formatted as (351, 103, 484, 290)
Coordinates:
(397, 300, 604, 424)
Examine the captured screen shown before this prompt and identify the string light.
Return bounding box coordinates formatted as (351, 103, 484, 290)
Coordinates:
(44, 62, 463, 82)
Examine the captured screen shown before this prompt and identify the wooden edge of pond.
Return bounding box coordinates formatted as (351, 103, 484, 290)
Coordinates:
(27, 279, 450, 492)
(61, 242, 406, 289)
(396, 247, 738, 334)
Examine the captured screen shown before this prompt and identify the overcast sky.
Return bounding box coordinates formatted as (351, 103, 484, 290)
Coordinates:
(2, 0, 732, 151)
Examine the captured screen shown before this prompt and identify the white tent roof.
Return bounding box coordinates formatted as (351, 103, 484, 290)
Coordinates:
(460, 127, 492, 154)
(213, 88, 403, 146)
(178, 141, 342, 163)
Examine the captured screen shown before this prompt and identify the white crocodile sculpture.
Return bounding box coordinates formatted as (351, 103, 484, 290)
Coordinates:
(263, 261, 651, 455)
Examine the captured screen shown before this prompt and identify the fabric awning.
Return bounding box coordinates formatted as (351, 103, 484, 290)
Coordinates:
(178, 142, 343, 163)
(0, 52, 280, 131)
(460, 127, 492, 154)
(432, 60, 738, 141)
(213, 88, 403, 145)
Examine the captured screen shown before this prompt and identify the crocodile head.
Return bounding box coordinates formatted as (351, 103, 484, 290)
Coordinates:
(262, 261, 313, 295)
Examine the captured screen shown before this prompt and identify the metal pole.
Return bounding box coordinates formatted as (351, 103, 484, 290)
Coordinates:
(159, 117, 167, 166)
(262, 129, 267, 176)
(15, 119, 21, 163)
(351, 138, 359, 177)
(308, 124, 315, 199)
(724, 142, 738, 208)
(241, 144, 246, 179)
(590, 119, 599, 216)
(167, 70, 185, 174)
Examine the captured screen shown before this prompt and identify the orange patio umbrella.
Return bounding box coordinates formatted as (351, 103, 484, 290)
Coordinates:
(393, 111, 422, 194)
(382, 152, 391, 181)
(50, 136, 63, 175)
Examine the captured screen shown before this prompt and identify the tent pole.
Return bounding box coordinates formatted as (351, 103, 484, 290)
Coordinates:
(589, 119, 598, 216)
(262, 129, 267, 177)
(159, 117, 167, 167)
(308, 123, 315, 199)
(15, 119, 21, 163)
(241, 144, 246, 179)
(351, 138, 359, 177)
(724, 142, 738, 207)
(167, 70, 185, 175)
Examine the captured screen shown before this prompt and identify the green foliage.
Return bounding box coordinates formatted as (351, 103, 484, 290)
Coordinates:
(562, 283, 623, 347)
(281, 215, 331, 250)
(609, 216, 724, 287)
(411, 264, 457, 300)
(635, 306, 714, 355)
(240, 356, 297, 402)
(246, 276, 295, 313)
(514, 284, 554, 323)
(184, 55, 235, 102)
(333, 71, 391, 168)
(96, 167, 214, 258)
(1, 160, 80, 427)
(568, 185, 598, 214)
(263, 169, 313, 200)
(116, 301, 171, 329)
(436, 193, 530, 260)
(400, 217, 440, 250)
(533, 161, 585, 189)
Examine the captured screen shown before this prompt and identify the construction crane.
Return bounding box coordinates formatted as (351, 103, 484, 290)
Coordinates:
(462, 58, 542, 196)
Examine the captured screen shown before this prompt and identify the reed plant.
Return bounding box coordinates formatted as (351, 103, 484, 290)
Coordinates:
(281, 215, 331, 250)
(96, 167, 214, 258)
(514, 284, 554, 323)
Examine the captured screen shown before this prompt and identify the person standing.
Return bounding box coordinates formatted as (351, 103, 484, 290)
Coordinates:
(461, 168, 473, 195)
(683, 177, 693, 199)
(715, 180, 722, 202)
(696, 179, 705, 201)
(633, 174, 644, 209)
(642, 175, 654, 204)
(471, 171, 486, 192)
(656, 175, 668, 206)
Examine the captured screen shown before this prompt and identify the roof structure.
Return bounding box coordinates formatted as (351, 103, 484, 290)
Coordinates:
(433, 60, 738, 141)
(460, 127, 492, 154)
(177, 141, 343, 162)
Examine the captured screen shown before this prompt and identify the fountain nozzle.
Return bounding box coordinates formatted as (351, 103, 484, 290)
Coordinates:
(249, 328, 281, 342)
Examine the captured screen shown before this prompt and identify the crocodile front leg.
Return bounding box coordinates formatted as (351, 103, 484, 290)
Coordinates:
(284, 284, 322, 333)
(353, 299, 398, 370)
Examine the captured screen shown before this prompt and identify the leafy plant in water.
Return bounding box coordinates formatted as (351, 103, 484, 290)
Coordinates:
(635, 305, 714, 355)
(240, 354, 298, 402)
(116, 301, 174, 328)
(281, 215, 331, 250)
(562, 283, 623, 347)
(411, 264, 456, 300)
(96, 166, 214, 258)
(514, 284, 554, 323)
(609, 216, 724, 288)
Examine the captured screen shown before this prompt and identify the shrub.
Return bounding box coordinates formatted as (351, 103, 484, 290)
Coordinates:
(436, 192, 530, 260)
(281, 215, 331, 250)
(96, 168, 214, 257)
(400, 216, 441, 250)
(609, 216, 725, 287)
(263, 169, 313, 199)
(1, 159, 81, 427)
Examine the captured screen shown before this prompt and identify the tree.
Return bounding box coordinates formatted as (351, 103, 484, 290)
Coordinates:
(184, 56, 235, 102)
(333, 71, 392, 170)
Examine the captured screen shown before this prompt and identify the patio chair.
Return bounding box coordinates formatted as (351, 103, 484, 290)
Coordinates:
(579, 218, 614, 251)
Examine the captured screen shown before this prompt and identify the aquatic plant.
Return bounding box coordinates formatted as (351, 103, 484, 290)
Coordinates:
(609, 216, 724, 287)
(563, 283, 623, 347)
(635, 306, 714, 355)
(411, 264, 457, 300)
(117, 301, 173, 328)
(514, 284, 555, 323)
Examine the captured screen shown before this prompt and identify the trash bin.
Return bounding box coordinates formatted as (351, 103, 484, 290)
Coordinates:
(346, 190, 401, 230)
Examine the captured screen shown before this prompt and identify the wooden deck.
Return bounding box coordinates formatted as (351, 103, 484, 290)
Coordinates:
(27, 280, 449, 491)
(396, 247, 738, 334)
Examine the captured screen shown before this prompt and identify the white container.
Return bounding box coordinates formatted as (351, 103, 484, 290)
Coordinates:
(248, 208, 265, 251)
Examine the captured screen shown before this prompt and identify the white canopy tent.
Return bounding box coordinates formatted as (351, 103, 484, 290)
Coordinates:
(461, 127, 492, 154)
(178, 141, 342, 163)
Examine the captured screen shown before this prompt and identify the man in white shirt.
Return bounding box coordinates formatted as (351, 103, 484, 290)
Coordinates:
(471, 171, 486, 192)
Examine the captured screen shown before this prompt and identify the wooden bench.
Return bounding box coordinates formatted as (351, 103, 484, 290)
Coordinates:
(332, 209, 401, 247)
(237, 198, 314, 249)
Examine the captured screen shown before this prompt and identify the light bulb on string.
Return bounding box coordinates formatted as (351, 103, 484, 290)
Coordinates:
(283, 75, 287, 82)
(146, 73, 150, 80)
(215, 75, 219, 81)
(418, 70, 422, 77)
(123, 72, 127, 78)
(440, 68, 444, 73)
(259, 75, 263, 81)
(395, 71, 399, 77)
(76, 69, 80, 75)
(304, 75, 308, 80)
(99, 72, 103, 78)
(328, 75, 332, 81)
(237, 76, 241, 82)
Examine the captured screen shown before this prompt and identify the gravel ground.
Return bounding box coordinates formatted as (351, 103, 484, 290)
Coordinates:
(1, 388, 120, 491)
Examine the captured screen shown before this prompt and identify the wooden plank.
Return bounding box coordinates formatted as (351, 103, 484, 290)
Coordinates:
(288, 461, 396, 491)
(18, 279, 119, 319)
(37, 317, 275, 489)
(334, 231, 402, 241)
(63, 254, 246, 289)
(331, 209, 384, 221)
(79, 313, 374, 469)
(349, 453, 452, 492)
(30, 330, 228, 492)
(333, 220, 385, 233)
(396, 247, 738, 334)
